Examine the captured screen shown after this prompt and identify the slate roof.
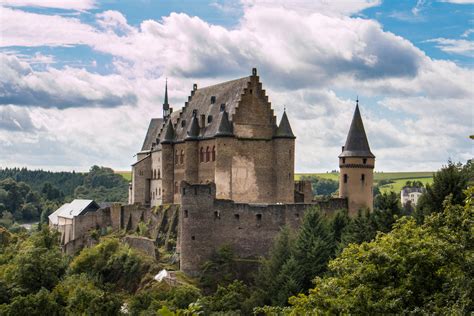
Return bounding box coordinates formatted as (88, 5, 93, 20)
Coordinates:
(48, 199, 100, 224)
(339, 104, 375, 158)
(274, 111, 295, 139)
(141, 118, 164, 151)
(170, 76, 250, 141)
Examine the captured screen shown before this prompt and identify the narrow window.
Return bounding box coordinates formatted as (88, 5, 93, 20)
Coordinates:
(295, 213, 299, 218)
(256, 214, 262, 221)
(363, 158, 367, 164)
(361, 174, 365, 182)
(175, 150, 178, 165)
(159, 188, 161, 195)
(234, 214, 240, 220)
(206, 146, 210, 162)
(158, 169, 161, 179)
(212, 146, 216, 161)
(249, 89, 253, 94)
(201, 114, 206, 127)
(342, 158, 346, 164)
(214, 211, 220, 219)
(208, 115, 213, 123)
(344, 174, 348, 183)
(180, 150, 184, 164)
(191, 236, 195, 240)
(200, 147, 204, 162)
(181, 120, 186, 127)
(184, 210, 188, 218)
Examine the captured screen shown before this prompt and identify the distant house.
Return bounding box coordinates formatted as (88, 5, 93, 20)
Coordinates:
(48, 199, 100, 245)
(400, 187, 425, 206)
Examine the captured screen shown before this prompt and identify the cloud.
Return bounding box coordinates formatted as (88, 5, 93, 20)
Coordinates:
(439, 0, 474, 3)
(0, 53, 138, 108)
(461, 28, 474, 38)
(426, 38, 474, 56)
(0, 3, 471, 172)
(0, 0, 96, 10)
(0, 105, 38, 132)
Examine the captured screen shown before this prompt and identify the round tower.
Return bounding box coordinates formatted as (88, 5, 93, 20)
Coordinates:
(339, 101, 375, 216)
(273, 110, 296, 203)
(161, 121, 176, 204)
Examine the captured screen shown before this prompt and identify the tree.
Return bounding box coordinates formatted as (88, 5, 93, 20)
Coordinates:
(286, 191, 473, 314)
(0, 288, 63, 316)
(293, 207, 334, 291)
(417, 160, 472, 221)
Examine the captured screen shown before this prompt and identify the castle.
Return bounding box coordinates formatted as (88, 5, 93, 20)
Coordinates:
(128, 68, 376, 274)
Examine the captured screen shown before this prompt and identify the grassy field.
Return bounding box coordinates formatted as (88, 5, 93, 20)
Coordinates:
(296, 171, 434, 194)
(116, 170, 434, 194)
(115, 171, 131, 181)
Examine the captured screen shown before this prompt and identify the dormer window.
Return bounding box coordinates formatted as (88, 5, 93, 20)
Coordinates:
(210, 96, 216, 104)
(208, 115, 213, 123)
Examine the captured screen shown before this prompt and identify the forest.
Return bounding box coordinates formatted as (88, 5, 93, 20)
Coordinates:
(0, 166, 129, 227)
(0, 160, 472, 315)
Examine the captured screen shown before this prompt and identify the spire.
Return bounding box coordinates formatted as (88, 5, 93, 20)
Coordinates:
(274, 110, 295, 139)
(161, 120, 175, 144)
(163, 78, 170, 119)
(339, 103, 375, 158)
(215, 106, 233, 137)
(186, 110, 200, 140)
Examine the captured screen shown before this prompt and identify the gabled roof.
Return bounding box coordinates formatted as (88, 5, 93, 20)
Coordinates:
(339, 104, 375, 158)
(274, 111, 295, 139)
(141, 118, 164, 151)
(186, 112, 200, 140)
(49, 199, 100, 223)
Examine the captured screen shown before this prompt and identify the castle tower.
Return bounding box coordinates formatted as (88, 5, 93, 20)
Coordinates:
(339, 101, 375, 216)
(184, 110, 200, 184)
(273, 110, 296, 203)
(161, 121, 175, 204)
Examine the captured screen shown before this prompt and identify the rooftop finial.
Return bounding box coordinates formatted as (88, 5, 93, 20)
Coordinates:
(163, 77, 170, 119)
(283, 105, 286, 112)
(356, 95, 359, 106)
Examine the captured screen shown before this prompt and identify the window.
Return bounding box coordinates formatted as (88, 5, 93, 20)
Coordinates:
(180, 150, 184, 164)
(191, 236, 195, 240)
(363, 158, 367, 164)
(175, 182, 178, 193)
(208, 115, 213, 123)
(289, 173, 291, 180)
(214, 211, 220, 219)
(153, 170, 156, 179)
(158, 169, 161, 179)
(212, 146, 216, 161)
(200, 147, 204, 162)
(206, 146, 210, 162)
(256, 214, 262, 221)
(344, 174, 348, 183)
(175, 150, 178, 165)
(184, 210, 188, 218)
(361, 174, 365, 182)
(201, 114, 206, 127)
(249, 89, 253, 94)
(295, 213, 300, 218)
(152, 191, 155, 199)
(159, 188, 161, 195)
(234, 214, 240, 220)
(342, 158, 346, 164)
(181, 120, 186, 127)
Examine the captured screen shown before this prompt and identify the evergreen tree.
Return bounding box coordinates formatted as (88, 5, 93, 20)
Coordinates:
(294, 207, 334, 291)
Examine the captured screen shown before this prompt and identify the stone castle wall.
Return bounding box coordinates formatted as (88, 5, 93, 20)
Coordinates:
(179, 182, 347, 275)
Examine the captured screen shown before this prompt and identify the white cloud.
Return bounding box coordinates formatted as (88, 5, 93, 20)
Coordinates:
(426, 38, 474, 56)
(0, 53, 138, 108)
(0, 0, 96, 10)
(0, 3, 471, 172)
(439, 0, 474, 3)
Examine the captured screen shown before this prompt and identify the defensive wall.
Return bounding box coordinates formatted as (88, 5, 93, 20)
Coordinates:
(179, 181, 347, 275)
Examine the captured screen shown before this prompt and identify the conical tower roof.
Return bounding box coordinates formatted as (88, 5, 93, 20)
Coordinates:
(215, 108, 233, 137)
(186, 111, 200, 140)
(161, 120, 175, 144)
(274, 110, 295, 139)
(339, 103, 374, 158)
(163, 79, 169, 111)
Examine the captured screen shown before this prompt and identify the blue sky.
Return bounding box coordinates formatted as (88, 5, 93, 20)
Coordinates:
(0, 0, 472, 172)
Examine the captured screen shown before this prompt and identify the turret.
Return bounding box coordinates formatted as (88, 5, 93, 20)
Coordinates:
(163, 79, 171, 119)
(184, 110, 199, 184)
(161, 121, 175, 203)
(339, 100, 375, 216)
(273, 109, 296, 203)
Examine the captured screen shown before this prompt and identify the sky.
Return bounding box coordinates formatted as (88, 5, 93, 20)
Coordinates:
(0, 0, 472, 173)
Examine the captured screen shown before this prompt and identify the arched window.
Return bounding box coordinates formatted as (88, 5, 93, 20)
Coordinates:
(157, 169, 161, 179)
(206, 146, 210, 162)
(200, 147, 204, 163)
(180, 150, 184, 164)
(212, 146, 216, 161)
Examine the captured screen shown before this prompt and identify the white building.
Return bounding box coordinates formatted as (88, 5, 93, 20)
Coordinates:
(400, 187, 425, 206)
